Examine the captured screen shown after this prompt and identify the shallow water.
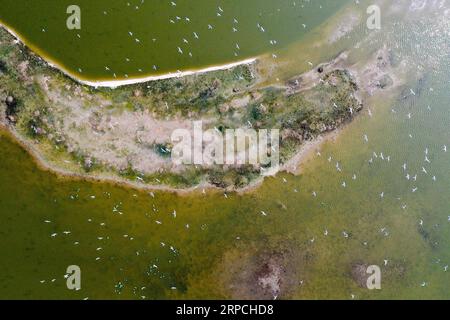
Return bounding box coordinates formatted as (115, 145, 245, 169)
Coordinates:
(0, 0, 449, 299)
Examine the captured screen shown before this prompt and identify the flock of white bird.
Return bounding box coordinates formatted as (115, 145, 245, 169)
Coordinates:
(34, 0, 450, 299)
(40, 0, 323, 79)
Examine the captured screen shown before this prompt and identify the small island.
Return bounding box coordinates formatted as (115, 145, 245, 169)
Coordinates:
(0, 25, 396, 192)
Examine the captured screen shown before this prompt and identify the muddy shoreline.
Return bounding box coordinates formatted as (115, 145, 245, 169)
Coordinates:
(0, 122, 340, 196)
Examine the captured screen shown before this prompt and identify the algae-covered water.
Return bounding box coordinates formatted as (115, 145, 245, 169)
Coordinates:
(0, 0, 349, 81)
(0, 0, 449, 299)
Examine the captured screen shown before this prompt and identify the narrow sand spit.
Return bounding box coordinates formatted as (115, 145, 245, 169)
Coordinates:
(79, 58, 258, 88)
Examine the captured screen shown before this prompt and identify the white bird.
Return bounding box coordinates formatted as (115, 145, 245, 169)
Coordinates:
(363, 134, 369, 143)
(443, 145, 447, 152)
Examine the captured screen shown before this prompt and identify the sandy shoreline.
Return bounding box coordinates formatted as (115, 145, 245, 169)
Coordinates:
(78, 58, 258, 88)
(0, 22, 257, 88)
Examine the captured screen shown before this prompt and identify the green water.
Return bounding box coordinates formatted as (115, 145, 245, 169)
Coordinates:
(0, 0, 450, 299)
(0, 0, 348, 81)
